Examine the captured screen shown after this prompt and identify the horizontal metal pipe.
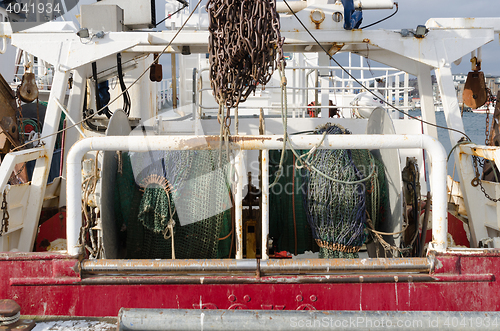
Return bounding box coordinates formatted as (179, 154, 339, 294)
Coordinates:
(81, 258, 431, 274)
(198, 104, 412, 110)
(82, 274, 440, 285)
(67, 134, 447, 255)
(81, 259, 258, 274)
(275, 1, 307, 13)
(354, 0, 395, 9)
(118, 309, 500, 331)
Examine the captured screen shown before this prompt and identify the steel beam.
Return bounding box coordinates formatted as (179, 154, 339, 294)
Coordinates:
(118, 309, 500, 331)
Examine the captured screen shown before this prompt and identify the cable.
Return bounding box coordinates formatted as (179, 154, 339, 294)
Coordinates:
(91, 62, 102, 115)
(82, 85, 106, 133)
(117, 53, 131, 116)
(360, 2, 398, 30)
(11, 0, 204, 152)
(155, 3, 187, 27)
(282, 0, 471, 143)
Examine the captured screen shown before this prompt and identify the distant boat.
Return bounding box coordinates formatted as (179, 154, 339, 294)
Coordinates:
(472, 103, 495, 114)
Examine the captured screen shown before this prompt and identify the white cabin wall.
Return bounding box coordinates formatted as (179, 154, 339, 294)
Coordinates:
(179, 53, 200, 117)
(0, 23, 17, 83)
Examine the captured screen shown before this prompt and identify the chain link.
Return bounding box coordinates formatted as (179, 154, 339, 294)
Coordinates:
(207, 0, 284, 110)
(9, 163, 26, 185)
(16, 94, 24, 143)
(0, 191, 9, 236)
(485, 87, 493, 145)
(472, 154, 500, 202)
(468, 87, 500, 202)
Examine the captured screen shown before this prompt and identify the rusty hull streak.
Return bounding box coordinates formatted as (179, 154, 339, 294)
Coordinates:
(438, 248, 500, 257)
(0, 252, 78, 261)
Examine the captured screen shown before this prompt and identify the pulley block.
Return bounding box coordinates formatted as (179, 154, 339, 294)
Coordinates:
(463, 70, 487, 109)
(17, 72, 39, 103)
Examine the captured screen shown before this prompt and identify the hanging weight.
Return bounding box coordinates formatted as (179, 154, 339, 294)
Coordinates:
(150, 54, 163, 82)
(150, 63, 163, 82)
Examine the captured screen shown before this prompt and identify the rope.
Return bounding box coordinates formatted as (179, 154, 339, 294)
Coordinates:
(0, 312, 20, 325)
(269, 61, 288, 188)
(447, 140, 471, 162)
(162, 219, 176, 259)
(365, 214, 415, 257)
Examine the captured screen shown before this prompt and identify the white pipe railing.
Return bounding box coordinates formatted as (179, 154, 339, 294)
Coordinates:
(0, 36, 6, 54)
(235, 150, 244, 259)
(67, 134, 448, 256)
(0, 147, 48, 193)
(261, 149, 269, 260)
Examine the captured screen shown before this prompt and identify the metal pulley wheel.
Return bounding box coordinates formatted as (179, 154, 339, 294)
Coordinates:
(17, 72, 39, 103)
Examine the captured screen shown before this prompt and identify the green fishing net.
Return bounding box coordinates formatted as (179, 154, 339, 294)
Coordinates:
(300, 124, 387, 258)
(269, 150, 318, 255)
(114, 150, 233, 259)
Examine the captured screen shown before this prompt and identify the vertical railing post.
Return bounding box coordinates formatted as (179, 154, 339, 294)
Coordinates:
(235, 150, 244, 259)
(261, 149, 269, 260)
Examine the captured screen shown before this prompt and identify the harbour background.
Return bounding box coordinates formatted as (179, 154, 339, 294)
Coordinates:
(411, 109, 489, 179)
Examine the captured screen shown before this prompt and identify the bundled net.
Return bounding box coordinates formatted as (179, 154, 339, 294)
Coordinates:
(115, 149, 232, 259)
(207, 0, 284, 108)
(301, 124, 387, 258)
(269, 150, 318, 255)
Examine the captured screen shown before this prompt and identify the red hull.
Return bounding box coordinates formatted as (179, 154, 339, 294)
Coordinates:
(1, 250, 499, 316)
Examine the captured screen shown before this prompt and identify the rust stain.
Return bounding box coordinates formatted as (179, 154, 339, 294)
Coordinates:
(310, 9, 325, 30)
(362, 38, 370, 43)
(176, 135, 272, 150)
(230, 136, 272, 143)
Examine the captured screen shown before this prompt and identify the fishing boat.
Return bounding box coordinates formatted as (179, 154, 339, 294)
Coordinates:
(1, 0, 500, 330)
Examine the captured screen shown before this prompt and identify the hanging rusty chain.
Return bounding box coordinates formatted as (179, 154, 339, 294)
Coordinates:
(16, 96, 24, 144)
(207, 0, 284, 111)
(0, 191, 9, 236)
(472, 154, 500, 202)
(485, 87, 493, 145)
(468, 88, 500, 203)
(471, 145, 500, 202)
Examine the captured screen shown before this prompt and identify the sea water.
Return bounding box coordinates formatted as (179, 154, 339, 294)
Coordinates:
(412, 110, 490, 179)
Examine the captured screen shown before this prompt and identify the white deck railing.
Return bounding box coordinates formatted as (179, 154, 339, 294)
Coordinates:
(67, 134, 448, 257)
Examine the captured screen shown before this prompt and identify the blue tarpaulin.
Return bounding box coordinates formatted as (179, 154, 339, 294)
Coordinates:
(341, 0, 363, 30)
